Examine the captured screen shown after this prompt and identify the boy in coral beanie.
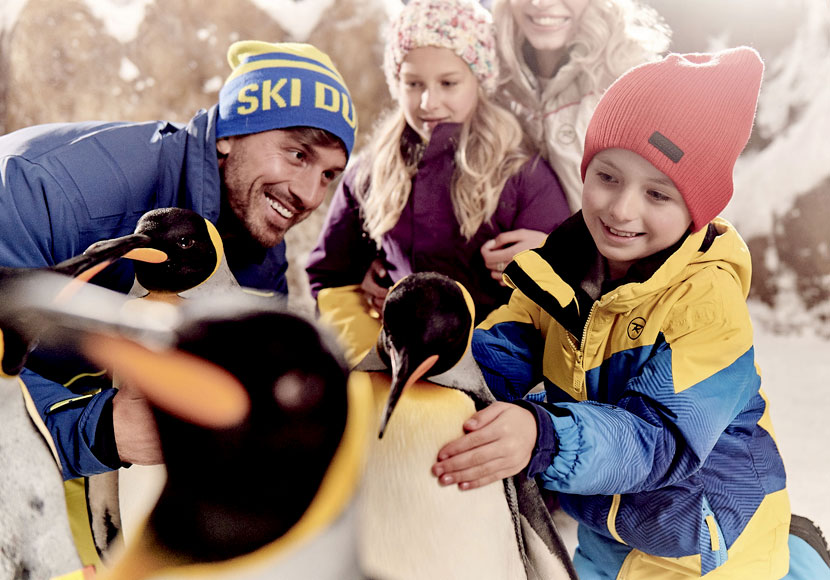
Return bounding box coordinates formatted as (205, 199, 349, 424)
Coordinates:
(433, 47, 830, 578)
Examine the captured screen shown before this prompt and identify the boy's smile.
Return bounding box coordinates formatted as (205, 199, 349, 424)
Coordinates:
(582, 148, 693, 279)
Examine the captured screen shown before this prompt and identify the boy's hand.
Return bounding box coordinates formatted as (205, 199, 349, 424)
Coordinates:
(481, 229, 548, 285)
(431, 402, 537, 490)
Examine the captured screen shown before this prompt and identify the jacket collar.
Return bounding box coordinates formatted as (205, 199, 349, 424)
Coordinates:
(505, 212, 717, 339)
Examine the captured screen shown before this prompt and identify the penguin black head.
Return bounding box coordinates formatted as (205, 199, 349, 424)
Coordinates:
(376, 272, 475, 438)
(0, 223, 163, 377)
(130, 208, 222, 293)
(82, 296, 351, 562)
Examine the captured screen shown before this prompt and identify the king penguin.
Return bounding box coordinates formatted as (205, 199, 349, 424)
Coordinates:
(352, 271, 577, 580)
(0, 237, 169, 580)
(78, 207, 247, 566)
(6, 279, 373, 580)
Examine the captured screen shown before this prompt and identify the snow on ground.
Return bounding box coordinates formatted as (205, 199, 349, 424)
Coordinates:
(750, 301, 830, 537)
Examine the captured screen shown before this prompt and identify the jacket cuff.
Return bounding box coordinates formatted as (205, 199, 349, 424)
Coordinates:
(93, 397, 127, 469)
(513, 400, 557, 478)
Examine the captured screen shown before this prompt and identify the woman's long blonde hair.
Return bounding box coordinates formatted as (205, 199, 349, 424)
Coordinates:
(493, 0, 671, 110)
(354, 86, 532, 243)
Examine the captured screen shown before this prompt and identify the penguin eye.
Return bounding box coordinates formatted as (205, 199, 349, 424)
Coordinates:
(273, 371, 324, 411)
(177, 237, 195, 250)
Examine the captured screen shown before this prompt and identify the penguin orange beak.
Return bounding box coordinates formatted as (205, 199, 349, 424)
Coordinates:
(72, 233, 168, 284)
(83, 333, 251, 429)
(377, 350, 439, 439)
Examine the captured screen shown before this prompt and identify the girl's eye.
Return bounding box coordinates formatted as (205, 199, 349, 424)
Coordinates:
(648, 190, 671, 202)
(597, 171, 615, 183)
(177, 237, 195, 250)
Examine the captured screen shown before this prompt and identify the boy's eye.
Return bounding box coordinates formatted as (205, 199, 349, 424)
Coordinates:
(322, 169, 337, 182)
(596, 171, 615, 183)
(290, 150, 306, 161)
(648, 190, 671, 202)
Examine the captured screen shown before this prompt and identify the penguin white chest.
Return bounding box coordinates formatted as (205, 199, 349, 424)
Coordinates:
(357, 372, 525, 580)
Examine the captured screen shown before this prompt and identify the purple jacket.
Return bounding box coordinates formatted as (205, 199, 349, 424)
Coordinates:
(306, 123, 570, 321)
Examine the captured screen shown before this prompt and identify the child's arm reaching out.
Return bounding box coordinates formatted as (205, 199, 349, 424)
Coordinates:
(431, 402, 537, 490)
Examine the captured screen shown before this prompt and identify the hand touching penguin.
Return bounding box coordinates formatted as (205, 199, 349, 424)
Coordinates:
(353, 271, 577, 580)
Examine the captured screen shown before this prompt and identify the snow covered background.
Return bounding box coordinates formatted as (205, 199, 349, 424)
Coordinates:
(1, 0, 828, 550)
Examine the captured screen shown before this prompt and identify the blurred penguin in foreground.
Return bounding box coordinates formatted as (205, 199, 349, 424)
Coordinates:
(353, 271, 576, 579)
(4, 276, 372, 580)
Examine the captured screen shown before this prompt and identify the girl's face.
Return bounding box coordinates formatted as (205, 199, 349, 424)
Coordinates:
(510, 0, 590, 61)
(397, 46, 479, 142)
(582, 148, 693, 279)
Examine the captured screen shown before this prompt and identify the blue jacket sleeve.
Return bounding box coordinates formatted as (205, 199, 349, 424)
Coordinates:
(471, 322, 544, 402)
(21, 368, 120, 479)
(531, 335, 761, 496)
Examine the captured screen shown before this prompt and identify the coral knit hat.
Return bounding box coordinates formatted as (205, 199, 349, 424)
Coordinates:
(581, 46, 764, 232)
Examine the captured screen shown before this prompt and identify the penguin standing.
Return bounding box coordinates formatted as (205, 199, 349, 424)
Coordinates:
(80, 207, 247, 563)
(6, 279, 372, 580)
(353, 272, 577, 580)
(0, 240, 166, 580)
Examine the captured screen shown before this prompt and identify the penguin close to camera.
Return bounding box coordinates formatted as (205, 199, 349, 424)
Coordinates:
(0, 243, 164, 580)
(5, 279, 372, 580)
(353, 271, 577, 580)
(81, 207, 250, 564)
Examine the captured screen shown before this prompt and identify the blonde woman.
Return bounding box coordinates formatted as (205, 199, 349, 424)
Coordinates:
(494, 0, 671, 210)
(307, 0, 569, 347)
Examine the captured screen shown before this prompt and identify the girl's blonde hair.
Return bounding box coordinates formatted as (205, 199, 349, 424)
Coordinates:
(355, 86, 532, 242)
(493, 0, 671, 110)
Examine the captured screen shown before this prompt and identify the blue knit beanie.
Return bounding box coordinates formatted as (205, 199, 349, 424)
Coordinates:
(217, 41, 357, 157)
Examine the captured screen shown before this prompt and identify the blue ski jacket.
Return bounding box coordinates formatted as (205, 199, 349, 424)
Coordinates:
(473, 213, 791, 577)
(0, 106, 287, 478)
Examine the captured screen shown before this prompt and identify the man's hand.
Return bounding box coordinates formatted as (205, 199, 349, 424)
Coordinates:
(481, 229, 548, 285)
(112, 381, 163, 465)
(431, 402, 537, 490)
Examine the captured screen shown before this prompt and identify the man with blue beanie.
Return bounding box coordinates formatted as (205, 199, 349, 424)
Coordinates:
(0, 40, 357, 477)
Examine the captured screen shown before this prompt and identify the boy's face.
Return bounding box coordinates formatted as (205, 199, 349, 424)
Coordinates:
(582, 148, 692, 279)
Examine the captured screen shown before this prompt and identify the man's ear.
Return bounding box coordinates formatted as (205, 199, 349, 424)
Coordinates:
(216, 138, 231, 157)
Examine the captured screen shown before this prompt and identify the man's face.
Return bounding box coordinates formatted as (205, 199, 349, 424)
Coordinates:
(218, 129, 347, 248)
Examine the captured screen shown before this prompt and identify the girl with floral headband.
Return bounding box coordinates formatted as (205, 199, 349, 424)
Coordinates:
(306, 0, 569, 363)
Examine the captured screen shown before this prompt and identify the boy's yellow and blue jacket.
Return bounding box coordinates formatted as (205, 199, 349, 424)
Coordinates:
(472, 213, 790, 577)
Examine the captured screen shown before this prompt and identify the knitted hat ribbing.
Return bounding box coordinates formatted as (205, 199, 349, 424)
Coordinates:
(581, 47, 764, 231)
(217, 41, 357, 157)
(383, 0, 498, 98)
